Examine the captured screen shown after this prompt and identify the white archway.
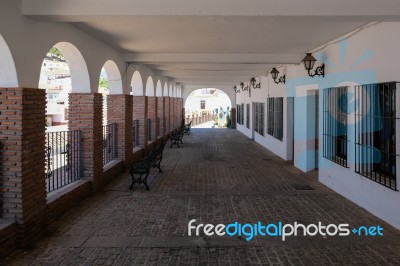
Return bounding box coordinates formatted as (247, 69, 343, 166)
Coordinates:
(173, 86, 177, 98)
(184, 88, 232, 113)
(169, 84, 173, 97)
(163, 82, 169, 96)
(50, 42, 90, 93)
(0, 34, 18, 87)
(102, 60, 122, 95)
(177, 86, 182, 98)
(156, 80, 163, 97)
(131, 71, 144, 96)
(145, 76, 155, 96)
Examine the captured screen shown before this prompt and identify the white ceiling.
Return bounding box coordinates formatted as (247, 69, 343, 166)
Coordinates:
(22, 0, 400, 90)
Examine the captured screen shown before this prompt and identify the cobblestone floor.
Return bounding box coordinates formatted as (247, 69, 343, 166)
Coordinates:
(4, 128, 400, 265)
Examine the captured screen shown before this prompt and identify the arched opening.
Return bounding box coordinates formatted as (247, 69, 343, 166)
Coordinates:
(185, 88, 232, 128)
(173, 86, 177, 98)
(39, 46, 72, 130)
(163, 82, 169, 96)
(38, 42, 90, 194)
(38, 42, 90, 130)
(99, 67, 109, 125)
(131, 71, 144, 96)
(0, 34, 18, 87)
(99, 60, 123, 125)
(169, 84, 173, 97)
(156, 80, 162, 97)
(145, 76, 155, 96)
(177, 87, 182, 98)
(102, 60, 122, 95)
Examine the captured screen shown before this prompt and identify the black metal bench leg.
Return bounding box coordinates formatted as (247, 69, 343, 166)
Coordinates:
(129, 173, 135, 190)
(144, 172, 150, 190)
(156, 162, 162, 173)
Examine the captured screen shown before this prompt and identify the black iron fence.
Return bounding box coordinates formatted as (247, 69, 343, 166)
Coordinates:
(46, 130, 81, 193)
(103, 123, 117, 165)
(133, 119, 139, 147)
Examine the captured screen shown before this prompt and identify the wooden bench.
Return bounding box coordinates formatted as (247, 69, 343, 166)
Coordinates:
(183, 121, 192, 135)
(129, 142, 165, 190)
(170, 129, 184, 148)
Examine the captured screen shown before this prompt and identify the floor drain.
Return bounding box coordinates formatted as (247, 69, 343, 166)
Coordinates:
(292, 184, 314, 190)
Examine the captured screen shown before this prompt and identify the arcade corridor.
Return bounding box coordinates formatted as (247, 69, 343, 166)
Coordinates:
(4, 128, 400, 265)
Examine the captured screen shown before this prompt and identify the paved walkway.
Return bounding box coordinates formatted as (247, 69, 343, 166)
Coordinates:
(5, 128, 400, 265)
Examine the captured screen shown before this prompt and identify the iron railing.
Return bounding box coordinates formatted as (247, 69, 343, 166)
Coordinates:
(103, 123, 117, 165)
(46, 130, 81, 193)
(148, 118, 152, 141)
(133, 119, 139, 147)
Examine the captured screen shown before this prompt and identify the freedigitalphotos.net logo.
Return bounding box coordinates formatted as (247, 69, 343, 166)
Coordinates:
(188, 219, 384, 241)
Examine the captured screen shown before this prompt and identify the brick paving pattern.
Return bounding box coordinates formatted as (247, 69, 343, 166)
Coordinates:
(4, 128, 400, 265)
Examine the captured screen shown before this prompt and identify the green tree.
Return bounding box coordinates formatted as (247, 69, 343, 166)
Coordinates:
(48, 47, 64, 61)
(99, 78, 109, 90)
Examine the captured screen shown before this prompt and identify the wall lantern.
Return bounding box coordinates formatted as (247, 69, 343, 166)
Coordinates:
(270, 68, 285, 84)
(250, 77, 261, 89)
(302, 53, 325, 78)
(240, 82, 249, 91)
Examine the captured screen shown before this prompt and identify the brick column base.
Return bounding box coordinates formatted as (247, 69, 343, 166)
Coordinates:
(147, 97, 156, 142)
(164, 97, 170, 134)
(68, 93, 103, 194)
(132, 96, 148, 147)
(107, 95, 133, 170)
(0, 87, 46, 248)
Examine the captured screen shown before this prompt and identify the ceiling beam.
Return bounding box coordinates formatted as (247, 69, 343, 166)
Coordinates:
(22, 0, 400, 18)
(124, 53, 301, 64)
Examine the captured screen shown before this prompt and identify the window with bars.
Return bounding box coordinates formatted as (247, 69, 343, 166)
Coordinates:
(355, 82, 399, 190)
(246, 104, 250, 128)
(254, 102, 265, 136)
(323, 87, 348, 167)
(267, 98, 283, 140)
(241, 104, 244, 125)
(200, 100, 206, 110)
(237, 104, 241, 124)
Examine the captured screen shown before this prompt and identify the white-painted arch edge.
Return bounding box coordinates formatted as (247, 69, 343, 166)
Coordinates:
(0, 34, 18, 87)
(103, 60, 123, 94)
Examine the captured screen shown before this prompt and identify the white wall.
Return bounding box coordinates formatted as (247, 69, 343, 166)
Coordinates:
(235, 22, 400, 229)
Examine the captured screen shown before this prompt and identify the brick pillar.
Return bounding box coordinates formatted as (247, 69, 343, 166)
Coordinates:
(0, 88, 46, 247)
(181, 107, 185, 127)
(231, 107, 237, 129)
(107, 95, 133, 169)
(169, 97, 174, 130)
(179, 98, 183, 127)
(132, 96, 148, 147)
(147, 97, 156, 142)
(164, 97, 170, 134)
(173, 98, 178, 130)
(69, 93, 103, 193)
(156, 97, 164, 138)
